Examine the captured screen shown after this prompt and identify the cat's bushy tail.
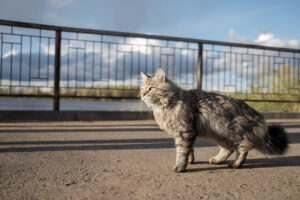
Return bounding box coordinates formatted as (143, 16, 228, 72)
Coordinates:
(261, 125, 289, 155)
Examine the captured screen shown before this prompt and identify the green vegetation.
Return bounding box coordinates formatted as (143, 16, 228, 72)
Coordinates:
(0, 85, 140, 99)
(229, 64, 300, 112)
(60, 86, 140, 99)
(246, 101, 300, 112)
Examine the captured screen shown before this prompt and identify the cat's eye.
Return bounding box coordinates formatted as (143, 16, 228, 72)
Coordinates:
(148, 87, 152, 91)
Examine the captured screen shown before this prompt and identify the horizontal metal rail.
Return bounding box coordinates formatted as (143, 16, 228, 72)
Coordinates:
(1, 19, 300, 53)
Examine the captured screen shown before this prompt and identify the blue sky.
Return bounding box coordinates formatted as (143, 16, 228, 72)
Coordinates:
(1, 0, 300, 48)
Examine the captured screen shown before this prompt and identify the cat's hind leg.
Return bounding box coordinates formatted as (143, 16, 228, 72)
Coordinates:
(228, 151, 248, 168)
(228, 141, 252, 168)
(209, 146, 233, 165)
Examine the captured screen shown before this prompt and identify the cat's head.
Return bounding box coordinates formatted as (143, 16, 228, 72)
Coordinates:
(140, 67, 177, 108)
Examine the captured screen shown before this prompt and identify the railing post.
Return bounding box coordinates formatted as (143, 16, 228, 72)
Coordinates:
(53, 29, 61, 111)
(197, 43, 203, 90)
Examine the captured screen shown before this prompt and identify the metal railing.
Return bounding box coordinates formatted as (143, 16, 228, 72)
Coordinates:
(0, 19, 299, 110)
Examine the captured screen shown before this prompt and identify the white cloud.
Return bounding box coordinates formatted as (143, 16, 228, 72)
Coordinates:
(228, 29, 252, 44)
(2, 49, 18, 58)
(228, 29, 300, 49)
(41, 43, 55, 55)
(254, 32, 300, 49)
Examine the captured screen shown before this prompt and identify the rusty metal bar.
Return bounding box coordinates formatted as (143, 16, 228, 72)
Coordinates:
(197, 43, 203, 90)
(53, 30, 61, 111)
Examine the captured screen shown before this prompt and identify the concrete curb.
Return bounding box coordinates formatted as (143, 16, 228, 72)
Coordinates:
(0, 111, 154, 122)
(0, 111, 300, 122)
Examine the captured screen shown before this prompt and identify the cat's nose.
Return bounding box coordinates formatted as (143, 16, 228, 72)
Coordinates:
(141, 91, 147, 97)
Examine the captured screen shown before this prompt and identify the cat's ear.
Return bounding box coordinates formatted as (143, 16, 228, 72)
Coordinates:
(141, 71, 149, 83)
(155, 67, 166, 82)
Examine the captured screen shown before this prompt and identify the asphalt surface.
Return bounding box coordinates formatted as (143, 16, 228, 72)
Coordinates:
(0, 119, 300, 200)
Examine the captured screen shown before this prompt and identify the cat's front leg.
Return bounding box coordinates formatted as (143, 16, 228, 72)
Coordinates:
(173, 132, 196, 173)
(188, 148, 195, 164)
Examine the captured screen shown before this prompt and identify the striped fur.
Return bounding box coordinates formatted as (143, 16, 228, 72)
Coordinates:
(141, 68, 289, 172)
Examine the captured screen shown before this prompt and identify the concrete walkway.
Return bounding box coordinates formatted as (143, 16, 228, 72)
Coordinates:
(0, 120, 300, 200)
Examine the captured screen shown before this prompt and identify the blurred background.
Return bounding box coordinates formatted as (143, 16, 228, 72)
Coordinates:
(0, 0, 299, 112)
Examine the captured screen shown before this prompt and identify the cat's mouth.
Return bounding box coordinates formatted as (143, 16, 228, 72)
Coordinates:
(141, 94, 146, 101)
(141, 95, 148, 102)
(141, 95, 153, 105)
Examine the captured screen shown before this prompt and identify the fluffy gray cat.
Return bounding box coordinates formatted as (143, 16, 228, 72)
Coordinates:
(141, 67, 288, 173)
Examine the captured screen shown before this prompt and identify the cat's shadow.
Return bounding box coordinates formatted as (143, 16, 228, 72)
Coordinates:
(186, 156, 300, 173)
(191, 161, 208, 165)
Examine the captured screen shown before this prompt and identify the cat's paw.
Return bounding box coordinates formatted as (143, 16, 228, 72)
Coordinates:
(188, 156, 195, 164)
(228, 162, 242, 169)
(173, 165, 186, 173)
(209, 158, 221, 165)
